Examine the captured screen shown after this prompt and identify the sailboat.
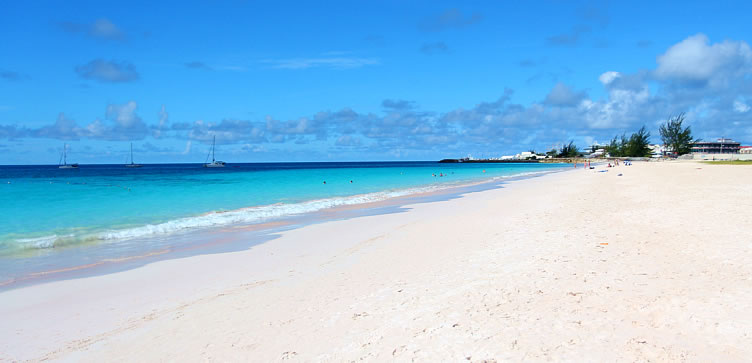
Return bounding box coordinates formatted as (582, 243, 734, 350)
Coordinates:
(203, 136, 226, 168)
(125, 143, 143, 168)
(58, 143, 79, 169)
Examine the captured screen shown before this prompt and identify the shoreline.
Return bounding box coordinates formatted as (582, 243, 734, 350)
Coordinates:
(0, 167, 566, 292)
(3, 161, 750, 360)
(1, 163, 565, 254)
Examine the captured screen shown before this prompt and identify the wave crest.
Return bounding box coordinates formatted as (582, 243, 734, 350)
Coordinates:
(4, 169, 556, 252)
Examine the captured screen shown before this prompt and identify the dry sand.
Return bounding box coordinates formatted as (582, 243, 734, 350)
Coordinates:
(2, 161, 752, 361)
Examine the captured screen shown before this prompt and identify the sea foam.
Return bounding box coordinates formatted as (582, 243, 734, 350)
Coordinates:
(98, 171, 549, 242)
(6, 169, 553, 251)
(98, 185, 440, 241)
(14, 235, 59, 249)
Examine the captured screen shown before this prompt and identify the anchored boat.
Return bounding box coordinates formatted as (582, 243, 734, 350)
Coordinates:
(58, 143, 79, 169)
(125, 143, 143, 168)
(203, 136, 226, 168)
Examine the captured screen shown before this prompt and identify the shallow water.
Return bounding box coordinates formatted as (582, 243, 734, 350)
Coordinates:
(0, 161, 567, 285)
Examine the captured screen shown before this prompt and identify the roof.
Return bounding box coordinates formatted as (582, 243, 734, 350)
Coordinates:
(693, 139, 740, 145)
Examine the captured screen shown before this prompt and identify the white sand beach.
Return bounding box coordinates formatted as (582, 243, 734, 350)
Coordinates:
(2, 161, 752, 361)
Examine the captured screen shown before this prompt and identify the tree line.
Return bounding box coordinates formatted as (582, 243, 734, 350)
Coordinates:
(605, 126, 652, 157)
(548, 113, 695, 158)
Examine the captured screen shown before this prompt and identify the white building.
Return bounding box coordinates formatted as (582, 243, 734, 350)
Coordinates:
(649, 144, 667, 158)
(588, 148, 606, 158)
(513, 151, 545, 160)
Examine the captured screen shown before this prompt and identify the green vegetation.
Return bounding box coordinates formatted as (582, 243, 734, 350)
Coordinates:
(659, 113, 695, 155)
(605, 126, 652, 157)
(557, 141, 580, 158)
(702, 160, 752, 165)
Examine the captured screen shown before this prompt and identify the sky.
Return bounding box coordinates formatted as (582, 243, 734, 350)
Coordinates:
(1, 0, 752, 164)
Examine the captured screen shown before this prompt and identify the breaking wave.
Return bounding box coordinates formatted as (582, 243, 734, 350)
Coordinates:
(2, 170, 553, 254)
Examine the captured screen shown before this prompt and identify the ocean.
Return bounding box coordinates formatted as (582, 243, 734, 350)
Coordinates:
(0, 161, 566, 286)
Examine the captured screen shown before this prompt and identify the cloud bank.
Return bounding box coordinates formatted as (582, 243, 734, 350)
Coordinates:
(3, 34, 752, 158)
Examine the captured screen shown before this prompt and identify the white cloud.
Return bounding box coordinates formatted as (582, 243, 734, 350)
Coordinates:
(598, 71, 620, 85)
(543, 83, 587, 107)
(734, 99, 750, 113)
(106, 101, 140, 128)
(335, 135, 362, 147)
(581, 85, 651, 129)
(34, 113, 88, 140)
(654, 33, 752, 85)
(6, 32, 752, 157)
(82, 101, 149, 140)
(158, 105, 169, 126)
(182, 141, 192, 154)
(153, 105, 169, 138)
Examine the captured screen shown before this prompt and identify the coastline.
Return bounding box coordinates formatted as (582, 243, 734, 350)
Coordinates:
(1, 162, 562, 255)
(0, 166, 565, 291)
(2, 161, 751, 360)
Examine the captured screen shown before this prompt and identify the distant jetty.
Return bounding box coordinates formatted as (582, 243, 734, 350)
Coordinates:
(438, 158, 579, 164)
(439, 158, 540, 163)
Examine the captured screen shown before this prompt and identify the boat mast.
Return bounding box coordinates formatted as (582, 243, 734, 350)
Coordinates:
(212, 135, 216, 163)
(63, 144, 67, 165)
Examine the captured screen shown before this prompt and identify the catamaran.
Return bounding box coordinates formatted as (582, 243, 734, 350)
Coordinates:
(58, 143, 79, 169)
(203, 136, 226, 168)
(125, 142, 143, 168)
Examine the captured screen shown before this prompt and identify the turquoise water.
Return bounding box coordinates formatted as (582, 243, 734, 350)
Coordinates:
(0, 162, 565, 263)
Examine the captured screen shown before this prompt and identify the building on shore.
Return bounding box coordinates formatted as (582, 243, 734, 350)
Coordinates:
(516, 151, 542, 160)
(740, 146, 752, 154)
(497, 151, 547, 160)
(648, 144, 668, 158)
(586, 148, 606, 158)
(691, 138, 740, 154)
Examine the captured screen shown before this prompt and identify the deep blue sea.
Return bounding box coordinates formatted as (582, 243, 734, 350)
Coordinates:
(0, 161, 566, 285)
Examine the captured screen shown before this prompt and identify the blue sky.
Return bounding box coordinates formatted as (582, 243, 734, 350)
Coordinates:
(1, 0, 752, 164)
